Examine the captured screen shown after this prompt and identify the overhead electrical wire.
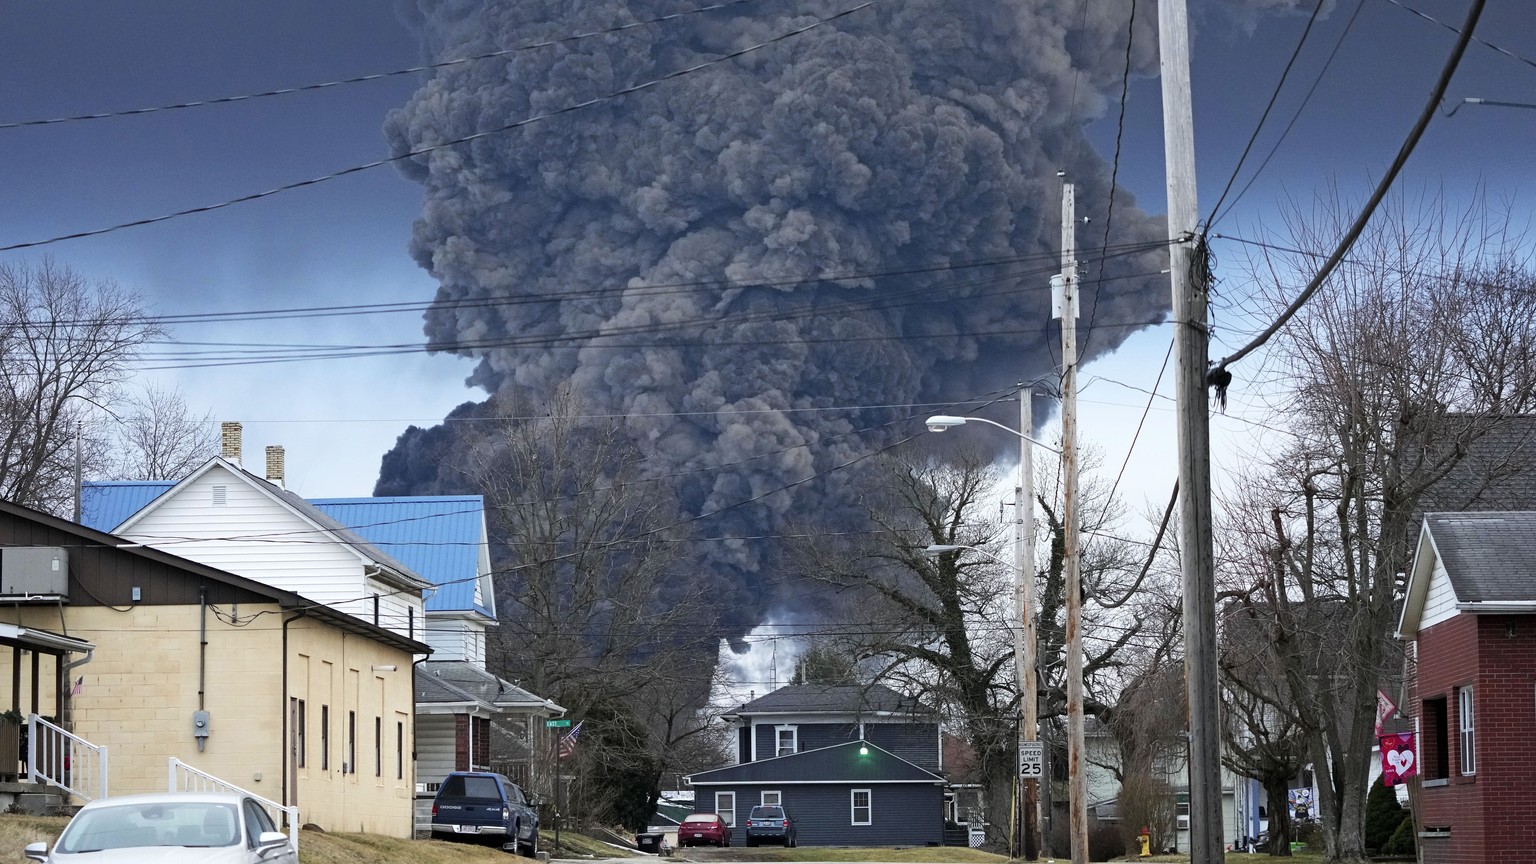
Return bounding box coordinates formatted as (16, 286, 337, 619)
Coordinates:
(1211, 0, 1486, 373)
(1202, 0, 1330, 232)
(0, 0, 767, 131)
(0, 0, 877, 253)
(32, 240, 1169, 331)
(1078, 0, 1141, 360)
(1205, 0, 1367, 230)
(1379, 0, 1536, 73)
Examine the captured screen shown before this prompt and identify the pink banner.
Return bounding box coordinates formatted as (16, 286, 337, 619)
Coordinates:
(1381, 732, 1417, 785)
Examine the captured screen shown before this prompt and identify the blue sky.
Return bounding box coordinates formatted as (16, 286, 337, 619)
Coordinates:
(2, 0, 1532, 520)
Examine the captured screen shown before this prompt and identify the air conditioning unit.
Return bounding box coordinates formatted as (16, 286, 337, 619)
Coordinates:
(0, 547, 69, 601)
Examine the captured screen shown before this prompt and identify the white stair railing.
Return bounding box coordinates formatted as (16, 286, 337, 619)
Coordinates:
(168, 757, 298, 852)
(27, 714, 107, 802)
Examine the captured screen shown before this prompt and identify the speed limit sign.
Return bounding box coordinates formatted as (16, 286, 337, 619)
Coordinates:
(1019, 742, 1044, 778)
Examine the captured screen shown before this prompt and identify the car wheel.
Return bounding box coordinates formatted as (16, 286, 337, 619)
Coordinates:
(519, 827, 539, 858)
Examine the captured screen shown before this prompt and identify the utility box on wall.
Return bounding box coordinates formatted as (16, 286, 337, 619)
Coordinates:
(0, 547, 68, 601)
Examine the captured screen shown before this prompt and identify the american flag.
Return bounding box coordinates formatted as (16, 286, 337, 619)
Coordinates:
(70, 676, 83, 696)
(557, 721, 583, 760)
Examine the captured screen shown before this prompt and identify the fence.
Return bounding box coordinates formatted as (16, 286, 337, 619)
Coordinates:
(26, 714, 107, 802)
(167, 756, 299, 852)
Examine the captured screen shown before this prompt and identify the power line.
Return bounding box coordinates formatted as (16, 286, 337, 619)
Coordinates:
(133, 315, 1175, 373)
(1378, 0, 1536, 73)
(1203, 0, 1329, 231)
(0, 0, 766, 131)
(1206, 0, 1365, 230)
(1079, 0, 1142, 360)
(0, 0, 876, 253)
(30, 241, 1166, 331)
(1211, 0, 1487, 373)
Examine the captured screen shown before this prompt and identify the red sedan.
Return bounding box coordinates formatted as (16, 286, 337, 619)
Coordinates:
(679, 813, 732, 847)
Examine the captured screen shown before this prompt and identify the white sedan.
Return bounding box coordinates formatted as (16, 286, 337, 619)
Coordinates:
(24, 792, 295, 864)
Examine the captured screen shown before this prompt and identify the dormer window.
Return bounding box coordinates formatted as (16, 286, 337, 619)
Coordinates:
(775, 725, 798, 758)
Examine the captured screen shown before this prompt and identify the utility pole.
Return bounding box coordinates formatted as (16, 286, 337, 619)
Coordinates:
(1053, 179, 1087, 864)
(1159, 0, 1223, 860)
(1014, 383, 1040, 860)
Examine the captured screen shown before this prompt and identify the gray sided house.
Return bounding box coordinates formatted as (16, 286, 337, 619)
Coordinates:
(687, 684, 947, 847)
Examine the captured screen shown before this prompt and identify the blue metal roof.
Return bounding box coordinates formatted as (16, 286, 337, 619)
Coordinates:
(310, 497, 491, 616)
(80, 482, 491, 616)
(80, 481, 174, 532)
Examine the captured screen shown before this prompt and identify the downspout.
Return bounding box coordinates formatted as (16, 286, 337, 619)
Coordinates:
(280, 610, 308, 821)
(198, 587, 207, 713)
(411, 655, 428, 828)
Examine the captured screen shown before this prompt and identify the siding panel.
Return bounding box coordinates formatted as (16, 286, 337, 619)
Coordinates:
(694, 783, 942, 847)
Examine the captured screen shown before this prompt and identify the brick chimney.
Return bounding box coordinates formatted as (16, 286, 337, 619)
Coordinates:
(220, 422, 243, 465)
(265, 445, 286, 489)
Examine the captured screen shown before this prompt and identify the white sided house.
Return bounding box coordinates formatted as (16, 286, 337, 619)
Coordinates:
(108, 429, 430, 643)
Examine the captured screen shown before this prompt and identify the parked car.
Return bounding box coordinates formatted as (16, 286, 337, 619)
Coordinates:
(430, 771, 540, 856)
(23, 791, 295, 863)
(744, 805, 797, 847)
(678, 813, 731, 847)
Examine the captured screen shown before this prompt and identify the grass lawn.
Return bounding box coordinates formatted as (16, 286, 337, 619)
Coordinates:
(672, 847, 1009, 863)
(0, 814, 635, 864)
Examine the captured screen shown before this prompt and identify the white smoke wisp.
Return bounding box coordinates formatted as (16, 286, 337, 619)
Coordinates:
(377, 0, 1177, 638)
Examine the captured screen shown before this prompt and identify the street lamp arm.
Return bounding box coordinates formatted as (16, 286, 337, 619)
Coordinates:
(922, 543, 1019, 570)
(923, 415, 1063, 455)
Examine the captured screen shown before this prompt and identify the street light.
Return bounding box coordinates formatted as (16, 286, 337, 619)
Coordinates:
(924, 416, 1062, 455)
(922, 391, 1045, 860)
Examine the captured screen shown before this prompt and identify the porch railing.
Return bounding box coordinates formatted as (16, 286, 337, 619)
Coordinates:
(27, 714, 107, 802)
(167, 757, 299, 852)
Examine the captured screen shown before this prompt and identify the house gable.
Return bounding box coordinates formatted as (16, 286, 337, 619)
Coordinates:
(1401, 512, 1536, 638)
(98, 458, 431, 638)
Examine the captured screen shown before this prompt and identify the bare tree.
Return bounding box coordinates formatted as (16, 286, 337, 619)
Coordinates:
(789, 442, 1162, 852)
(0, 258, 161, 513)
(465, 386, 721, 824)
(110, 383, 217, 480)
(1220, 189, 1536, 863)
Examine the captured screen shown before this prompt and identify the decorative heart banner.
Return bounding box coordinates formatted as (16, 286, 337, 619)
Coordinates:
(1381, 732, 1417, 785)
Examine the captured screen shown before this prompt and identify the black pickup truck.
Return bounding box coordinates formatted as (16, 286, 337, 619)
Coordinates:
(430, 771, 540, 856)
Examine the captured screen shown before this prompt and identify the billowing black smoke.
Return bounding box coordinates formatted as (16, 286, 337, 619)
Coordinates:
(376, 0, 1174, 640)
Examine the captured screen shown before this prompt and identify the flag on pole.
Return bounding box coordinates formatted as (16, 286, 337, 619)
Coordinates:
(1380, 732, 1417, 785)
(69, 676, 83, 696)
(558, 721, 583, 759)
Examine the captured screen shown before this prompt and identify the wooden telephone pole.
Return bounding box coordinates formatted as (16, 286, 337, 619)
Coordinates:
(1054, 180, 1087, 864)
(1158, 0, 1223, 859)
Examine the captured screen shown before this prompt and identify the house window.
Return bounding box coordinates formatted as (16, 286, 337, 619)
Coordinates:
(321, 705, 330, 771)
(347, 710, 357, 774)
(375, 716, 383, 777)
(397, 721, 405, 780)
(1458, 686, 1475, 776)
(761, 791, 781, 806)
(296, 700, 306, 768)
(715, 792, 736, 827)
(851, 789, 872, 826)
(775, 726, 798, 758)
(1423, 696, 1448, 779)
(1176, 801, 1190, 830)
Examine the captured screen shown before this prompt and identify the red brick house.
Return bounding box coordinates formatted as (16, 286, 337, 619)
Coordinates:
(1397, 511, 1536, 863)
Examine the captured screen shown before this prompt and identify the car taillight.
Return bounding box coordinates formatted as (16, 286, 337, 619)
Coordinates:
(781, 820, 787, 827)
(503, 807, 511, 821)
(432, 803, 439, 816)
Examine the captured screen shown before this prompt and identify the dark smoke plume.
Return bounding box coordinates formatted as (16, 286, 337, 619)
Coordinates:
(377, 0, 1175, 640)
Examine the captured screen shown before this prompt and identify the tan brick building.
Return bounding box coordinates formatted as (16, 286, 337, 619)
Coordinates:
(0, 499, 428, 836)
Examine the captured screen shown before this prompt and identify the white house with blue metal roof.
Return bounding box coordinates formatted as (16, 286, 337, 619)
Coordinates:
(79, 425, 563, 825)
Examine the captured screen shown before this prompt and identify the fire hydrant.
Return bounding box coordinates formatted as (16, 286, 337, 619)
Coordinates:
(1137, 827, 1152, 858)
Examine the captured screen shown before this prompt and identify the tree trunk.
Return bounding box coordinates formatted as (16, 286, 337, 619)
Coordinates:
(1262, 775, 1292, 857)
